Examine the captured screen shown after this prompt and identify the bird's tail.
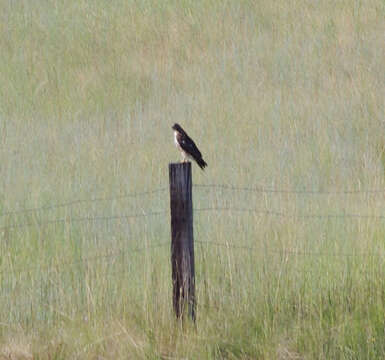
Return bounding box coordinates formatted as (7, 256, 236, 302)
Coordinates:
(196, 157, 207, 170)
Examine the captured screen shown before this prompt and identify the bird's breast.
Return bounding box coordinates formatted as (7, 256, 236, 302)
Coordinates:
(173, 131, 179, 147)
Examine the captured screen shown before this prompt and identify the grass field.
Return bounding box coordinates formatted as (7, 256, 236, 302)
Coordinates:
(0, 0, 384, 358)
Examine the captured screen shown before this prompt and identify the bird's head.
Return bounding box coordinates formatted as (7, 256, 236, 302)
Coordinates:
(172, 123, 183, 132)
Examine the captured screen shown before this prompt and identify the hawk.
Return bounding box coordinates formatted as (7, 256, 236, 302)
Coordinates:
(172, 123, 207, 170)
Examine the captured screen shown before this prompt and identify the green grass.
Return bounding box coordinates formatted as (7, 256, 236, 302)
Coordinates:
(0, 0, 385, 358)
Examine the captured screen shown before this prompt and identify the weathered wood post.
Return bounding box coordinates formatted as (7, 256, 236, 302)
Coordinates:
(169, 162, 196, 321)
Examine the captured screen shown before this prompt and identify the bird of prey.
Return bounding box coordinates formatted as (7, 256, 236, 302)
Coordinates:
(172, 123, 207, 170)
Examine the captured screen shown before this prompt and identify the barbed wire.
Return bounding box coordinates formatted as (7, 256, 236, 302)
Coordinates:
(195, 207, 385, 220)
(2, 240, 379, 300)
(0, 210, 167, 232)
(196, 240, 383, 258)
(0, 242, 170, 301)
(2, 206, 385, 234)
(3, 181, 383, 221)
(0, 187, 167, 218)
(2, 181, 384, 224)
(1, 239, 382, 303)
(0, 241, 170, 277)
(194, 183, 385, 195)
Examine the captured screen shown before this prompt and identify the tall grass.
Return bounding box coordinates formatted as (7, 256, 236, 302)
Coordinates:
(0, 0, 384, 358)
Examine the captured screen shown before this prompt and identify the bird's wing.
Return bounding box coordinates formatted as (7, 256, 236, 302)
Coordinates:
(179, 135, 202, 159)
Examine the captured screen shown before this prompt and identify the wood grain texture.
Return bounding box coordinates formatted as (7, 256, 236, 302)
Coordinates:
(169, 162, 196, 321)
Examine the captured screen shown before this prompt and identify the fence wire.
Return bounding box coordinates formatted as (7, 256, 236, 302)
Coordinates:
(0, 210, 167, 232)
(195, 207, 385, 220)
(0, 242, 170, 277)
(0, 242, 170, 301)
(3, 181, 384, 221)
(0, 187, 167, 218)
(194, 183, 385, 195)
(196, 240, 384, 258)
(2, 207, 385, 233)
(2, 182, 385, 279)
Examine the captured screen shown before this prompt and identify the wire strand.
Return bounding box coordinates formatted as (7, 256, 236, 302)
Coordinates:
(194, 183, 385, 195)
(195, 207, 385, 220)
(196, 240, 383, 257)
(0, 188, 167, 218)
(0, 242, 170, 276)
(0, 210, 167, 231)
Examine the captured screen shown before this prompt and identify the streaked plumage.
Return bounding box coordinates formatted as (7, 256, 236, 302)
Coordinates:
(172, 123, 207, 170)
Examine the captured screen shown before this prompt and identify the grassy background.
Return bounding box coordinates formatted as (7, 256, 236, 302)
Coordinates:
(0, 0, 384, 358)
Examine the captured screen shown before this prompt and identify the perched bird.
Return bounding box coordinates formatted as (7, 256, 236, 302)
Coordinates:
(172, 123, 207, 170)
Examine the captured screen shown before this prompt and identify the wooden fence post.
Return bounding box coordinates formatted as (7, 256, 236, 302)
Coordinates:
(169, 162, 196, 321)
